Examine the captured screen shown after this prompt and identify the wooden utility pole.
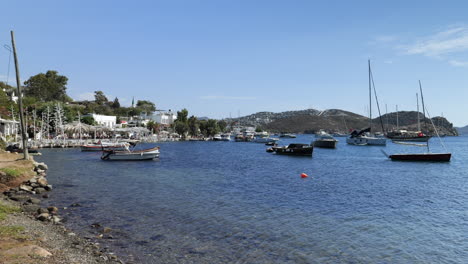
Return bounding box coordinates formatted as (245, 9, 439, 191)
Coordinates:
(11, 31, 29, 160)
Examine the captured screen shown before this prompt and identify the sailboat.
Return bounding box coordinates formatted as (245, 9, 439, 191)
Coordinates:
(387, 93, 431, 142)
(383, 81, 451, 162)
(346, 60, 386, 146)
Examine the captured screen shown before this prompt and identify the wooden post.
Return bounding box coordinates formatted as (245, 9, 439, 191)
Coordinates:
(10, 31, 29, 160)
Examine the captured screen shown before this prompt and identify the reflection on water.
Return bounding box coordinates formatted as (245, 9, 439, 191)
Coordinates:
(37, 136, 467, 263)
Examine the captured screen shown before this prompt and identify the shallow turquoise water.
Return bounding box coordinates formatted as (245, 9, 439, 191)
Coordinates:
(37, 136, 467, 263)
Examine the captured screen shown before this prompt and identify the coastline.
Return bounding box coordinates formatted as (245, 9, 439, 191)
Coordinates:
(0, 151, 123, 263)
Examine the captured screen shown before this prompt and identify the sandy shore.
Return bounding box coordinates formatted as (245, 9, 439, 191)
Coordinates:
(0, 151, 123, 264)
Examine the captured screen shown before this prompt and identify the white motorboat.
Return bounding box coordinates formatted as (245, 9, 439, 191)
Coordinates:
(101, 146, 160, 161)
(346, 134, 386, 146)
(220, 133, 231, 141)
(213, 134, 223, 141)
(313, 131, 338, 148)
(253, 136, 279, 144)
(81, 141, 130, 151)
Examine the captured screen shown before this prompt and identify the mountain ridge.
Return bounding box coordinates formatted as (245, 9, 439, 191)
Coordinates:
(225, 108, 458, 135)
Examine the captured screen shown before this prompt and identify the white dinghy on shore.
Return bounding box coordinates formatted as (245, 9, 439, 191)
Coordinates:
(101, 146, 160, 161)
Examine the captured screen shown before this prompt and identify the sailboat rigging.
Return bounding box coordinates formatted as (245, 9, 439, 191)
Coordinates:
(384, 81, 451, 162)
(346, 60, 386, 146)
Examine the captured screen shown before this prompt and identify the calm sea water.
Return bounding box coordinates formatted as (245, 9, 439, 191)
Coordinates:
(36, 135, 467, 263)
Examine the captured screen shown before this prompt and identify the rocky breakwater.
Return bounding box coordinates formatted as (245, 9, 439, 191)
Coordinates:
(1, 156, 123, 263)
(3, 162, 61, 223)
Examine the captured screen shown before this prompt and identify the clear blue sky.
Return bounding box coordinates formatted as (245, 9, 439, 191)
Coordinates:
(1, 0, 468, 126)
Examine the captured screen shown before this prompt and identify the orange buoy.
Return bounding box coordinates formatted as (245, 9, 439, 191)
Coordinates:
(300, 173, 308, 178)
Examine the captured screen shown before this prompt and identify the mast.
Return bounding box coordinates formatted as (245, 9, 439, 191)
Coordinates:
(385, 104, 389, 132)
(396, 105, 399, 129)
(419, 80, 430, 152)
(368, 60, 372, 131)
(416, 93, 420, 131)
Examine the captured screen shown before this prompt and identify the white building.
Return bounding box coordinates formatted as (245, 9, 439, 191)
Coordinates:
(0, 118, 19, 139)
(142, 111, 177, 126)
(87, 114, 116, 128)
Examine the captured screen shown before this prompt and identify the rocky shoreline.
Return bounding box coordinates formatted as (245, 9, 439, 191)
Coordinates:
(0, 153, 126, 263)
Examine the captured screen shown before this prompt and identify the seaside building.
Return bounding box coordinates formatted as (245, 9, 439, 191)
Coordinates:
(141, 111, 177, 126)
(85, 114, 117, 128)
(0, 118, 19, 139)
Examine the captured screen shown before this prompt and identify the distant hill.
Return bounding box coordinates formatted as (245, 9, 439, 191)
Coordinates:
(225, 108, 458, 136)
(455, 125, 468, 135)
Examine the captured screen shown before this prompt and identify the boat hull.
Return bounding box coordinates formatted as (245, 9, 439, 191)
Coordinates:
(346, 136, 386, 146)
(313, 139, 338, 148)
(389, 153, 451, 162)
(271, 146, 313, 156)
(101, 147, 160, 161)
(389, 136, 431, 142)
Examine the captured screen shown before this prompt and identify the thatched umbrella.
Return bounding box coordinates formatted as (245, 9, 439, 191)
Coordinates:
(63, 122, 93, 139)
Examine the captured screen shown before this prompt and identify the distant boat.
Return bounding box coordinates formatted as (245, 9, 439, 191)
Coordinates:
(214, 133, 231, 141)
(269, 143, 313, 156)
(384, 81, 451, 162)
(387, 130, 431, 142)
(252, 132, 279, 144)
(279, 133, 297, 138)
(101, 146, 160, 161)
(347, 128, 387, 146)
(332, 132, 348, 137)
(313, 131, 338, 148)
(347, 60, 386, 146)
(387, 93, 431, 142)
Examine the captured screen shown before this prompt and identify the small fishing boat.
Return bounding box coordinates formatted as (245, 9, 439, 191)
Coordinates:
(270, 143, 313, 156)
(81, 141, 130, 152)
(101, 146, 160, 161)
(313, 131, 338, 148)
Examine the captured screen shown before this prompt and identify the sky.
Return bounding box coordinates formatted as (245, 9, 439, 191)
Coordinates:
(1, 0, 468, 126)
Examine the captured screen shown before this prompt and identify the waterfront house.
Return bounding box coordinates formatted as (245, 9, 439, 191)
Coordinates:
(0, 118, 19, 139)
(84, 114, 117, 128)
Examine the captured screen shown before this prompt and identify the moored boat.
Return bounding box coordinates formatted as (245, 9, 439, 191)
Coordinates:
(383, 81, 451, 162)
(101, 146, 160, 161)
(313, 131, 338, 148)
(387, 130, 431, 142)
(387, 152, 451, 162)
(279, 133, 297, 138)
(81, 141, 130, 151)
(270, 143, 313, 156)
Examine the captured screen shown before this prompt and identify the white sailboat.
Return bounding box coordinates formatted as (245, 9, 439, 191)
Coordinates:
(347, 60, 386, 146)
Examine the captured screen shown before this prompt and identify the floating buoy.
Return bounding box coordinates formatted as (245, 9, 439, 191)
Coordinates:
(300, 173, 308, 178)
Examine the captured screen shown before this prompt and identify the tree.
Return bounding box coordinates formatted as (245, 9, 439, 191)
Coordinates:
(174, 121, 189, 138)
(147, 120, 160, 133)
(136, 100, 156, 114)
(255, 127, 263, 132)
(81, 116, 96, 125)
(94, 91, 108, 105)
(205, 119, 220, 137)
(188, 116, 199, 136)
(112, 97, 120, 109)
(175, 108, 189, 123)
(24, 70, 69, 102)
(218, 120, 227, 132)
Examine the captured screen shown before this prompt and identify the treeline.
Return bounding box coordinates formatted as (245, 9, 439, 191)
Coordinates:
(0, 70, 156, 125)
(173, 109, 227, 138)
